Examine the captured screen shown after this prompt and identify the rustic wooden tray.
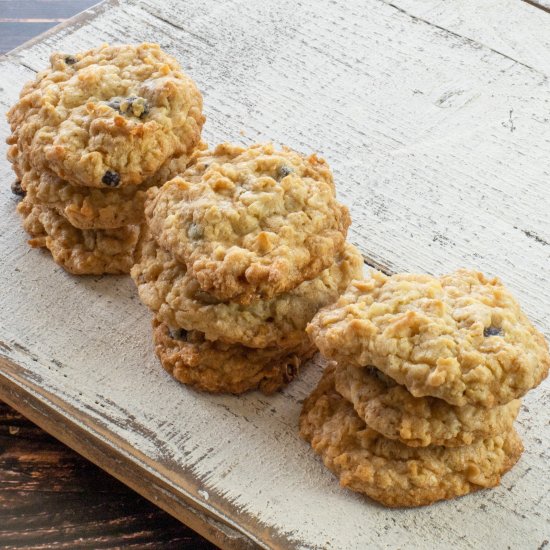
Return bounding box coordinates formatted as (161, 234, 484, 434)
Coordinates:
(1, 1, 549, 548)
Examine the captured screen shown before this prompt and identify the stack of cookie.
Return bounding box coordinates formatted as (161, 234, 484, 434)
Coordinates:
(7, 43, 204, 274)
(131, 142, 364, 394)
(302, 270, 550, 507)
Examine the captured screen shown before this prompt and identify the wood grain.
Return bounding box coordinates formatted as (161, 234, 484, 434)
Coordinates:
(0, 0, 549, 548)
(0, 402, 217, 549)
(388, 0, 550, 76)
(0, 373, 248, 549)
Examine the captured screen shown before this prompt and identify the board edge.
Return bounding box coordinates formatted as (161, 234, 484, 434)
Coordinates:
(0, 355, 263, 550)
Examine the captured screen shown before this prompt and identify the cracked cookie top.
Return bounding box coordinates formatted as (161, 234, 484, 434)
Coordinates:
(307, 270, 550, 407)
(7, 43, 204, 188)
(145, 142, 351, 303)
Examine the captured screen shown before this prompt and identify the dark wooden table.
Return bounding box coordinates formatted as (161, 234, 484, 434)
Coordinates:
(0, 0, 98, 54)
(0, 2, 217, 548)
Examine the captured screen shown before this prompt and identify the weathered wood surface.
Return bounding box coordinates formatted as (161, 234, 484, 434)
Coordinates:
(0, 402, 216, 549)
(0, 0, 549, 548)
(388, 0, 550, 75)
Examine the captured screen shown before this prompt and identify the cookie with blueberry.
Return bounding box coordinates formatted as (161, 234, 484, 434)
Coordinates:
(7, 43, 204, 188)
(146, 142, 350, 304)
(18, 150, 198, 230)
(334, 362, 520, 447)
(131, 227, 363, 349)
(308, 270, 549, 407)
(152, 317, 316, 394)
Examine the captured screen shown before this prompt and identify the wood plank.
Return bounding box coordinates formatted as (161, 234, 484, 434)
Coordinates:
(0, 1, 549, 548)
(0, 366, 254, 550)
(135, 0, 548, 333)
(0, 405, 216, 549)
(387, 0, 550, 76)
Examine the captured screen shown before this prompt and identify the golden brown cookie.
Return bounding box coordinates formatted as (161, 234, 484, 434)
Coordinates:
(152, 317, 316, 394)
(7, 43, 204, 188)
(308, 271, 550, 407)
(19, 150, 197, 230)
(18, 200, 139, 275)
(300, 365, 524, 508)
(131, 228, 363, 348)
(334, 362, 521, 447)
(145, 143, 351, 304)
(20, 168, 152, 229)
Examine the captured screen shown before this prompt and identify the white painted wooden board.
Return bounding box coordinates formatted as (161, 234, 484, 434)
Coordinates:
(1, 0, 550, 548)
(387, 0, 550, 76)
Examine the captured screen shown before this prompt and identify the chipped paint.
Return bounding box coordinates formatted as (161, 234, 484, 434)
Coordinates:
(0, 0, 549, 548)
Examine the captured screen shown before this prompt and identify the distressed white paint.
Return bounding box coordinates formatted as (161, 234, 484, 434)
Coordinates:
(1, 0, 549, 548)
(387, 0, 550, 75)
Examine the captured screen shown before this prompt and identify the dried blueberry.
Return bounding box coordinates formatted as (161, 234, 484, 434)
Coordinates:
(278, 165, 294, 179)
(120, 96, 150, 118)
(105, 96, 150, 118)
(11, 180, 25, 197)
(285, 363, 298, 380)
(484, 326, 503, 337)
(102, 171, 120, 187)
(65, 56, 77, 65)
(187, 223, 204, 240)
(365, 366, 379, 377)
(106, 98, 122, 111)
(169, 327, 189, 341)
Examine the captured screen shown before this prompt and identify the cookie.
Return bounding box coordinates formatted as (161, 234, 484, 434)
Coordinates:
(145, 142, 351, 303)
(334, 363, 520, 447)
(131, 228, 363, 348)
(152, 317, 316, 394)
(308, 270, 550, 407)
(20, 168, 152, 230)
(7, 43, 204, 188)
(18, 200, 139, 275)
(300, 365, 524, 508)
(19, 150, 198, 230)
